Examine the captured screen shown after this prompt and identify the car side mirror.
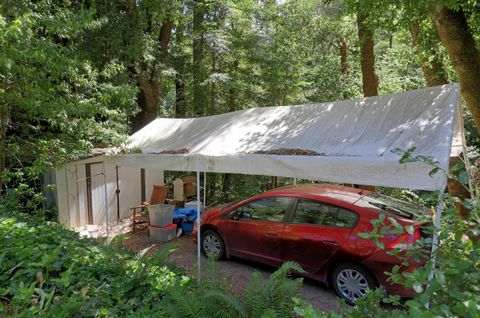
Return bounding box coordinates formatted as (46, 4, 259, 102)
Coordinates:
(231, 210, 240, 220)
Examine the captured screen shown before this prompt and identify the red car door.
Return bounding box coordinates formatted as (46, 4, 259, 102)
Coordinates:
(280, 198, 359, 273)
(224, 196, 294, 266)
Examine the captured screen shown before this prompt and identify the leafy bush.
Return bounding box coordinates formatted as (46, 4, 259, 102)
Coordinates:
(0, 209, 188, 317)
(0, 208, 306, 317)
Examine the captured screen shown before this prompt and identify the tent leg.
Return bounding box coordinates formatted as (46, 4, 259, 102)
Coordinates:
(197, 170, 201, 282)
(203, 171, 206, 207)
(294, 178, 297, 185)
(102, 160, 109, 239)
(426, 189, 445, 308)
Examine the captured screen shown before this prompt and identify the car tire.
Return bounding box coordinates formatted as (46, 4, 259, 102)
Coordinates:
(331, 263, 376, 305)
(201, 230, 225, 261)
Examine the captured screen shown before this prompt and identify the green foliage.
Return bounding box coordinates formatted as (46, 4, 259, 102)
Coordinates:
(0, 1, 137, 214)
(348, 160, 479, 317)
(243, 262, 305, 318)
(0, 207, 307, 317)
(0, 208, 186, 316)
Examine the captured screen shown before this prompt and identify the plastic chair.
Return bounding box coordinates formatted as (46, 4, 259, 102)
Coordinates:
(131, 185, 168, 233)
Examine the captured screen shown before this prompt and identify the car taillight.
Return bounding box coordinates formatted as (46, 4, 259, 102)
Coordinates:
(386, 228, 421, 250)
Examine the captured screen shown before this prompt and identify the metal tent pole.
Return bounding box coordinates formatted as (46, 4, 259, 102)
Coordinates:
(426, 189, 445, 308)
(102, 159, 110, 239)
(197, 170, 201, 282)
(203, 171, 206, 207)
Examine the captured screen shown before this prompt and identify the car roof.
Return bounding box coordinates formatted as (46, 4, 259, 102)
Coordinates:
(265, 184, 369, 205)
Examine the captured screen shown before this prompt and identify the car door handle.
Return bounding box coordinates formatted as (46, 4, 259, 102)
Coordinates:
(266, 232, 278, 237)
(323, 240, 339, 246)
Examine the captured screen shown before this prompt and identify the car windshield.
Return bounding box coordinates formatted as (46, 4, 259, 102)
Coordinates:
(364, 193, 429, 219)
(219, 201, 239, 210)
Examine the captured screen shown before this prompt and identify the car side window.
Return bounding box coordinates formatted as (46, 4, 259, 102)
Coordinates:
(235, 196, 292, 222)
(292, 199, 358, 228)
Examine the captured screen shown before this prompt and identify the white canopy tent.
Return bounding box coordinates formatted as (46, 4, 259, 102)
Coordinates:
(113, 84, 463, 190)
(106, 83, 465, 280)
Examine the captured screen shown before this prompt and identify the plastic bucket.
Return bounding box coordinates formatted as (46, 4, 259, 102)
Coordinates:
(182, 222, 194, 233)
(147, 204, 174, 227)
(149, 224, 176, 242)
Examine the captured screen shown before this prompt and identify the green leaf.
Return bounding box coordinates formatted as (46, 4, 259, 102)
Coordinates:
(429, 167, 440, 177)
(458, 171, 469, 184)
(450, 162, 464, 172)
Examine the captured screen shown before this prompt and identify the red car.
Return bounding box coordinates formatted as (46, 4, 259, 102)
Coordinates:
(193, 184, 429, 304)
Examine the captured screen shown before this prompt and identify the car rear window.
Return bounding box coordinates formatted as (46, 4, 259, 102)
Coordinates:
(365, 193, 428, 220)
(292, 199, 358, 228)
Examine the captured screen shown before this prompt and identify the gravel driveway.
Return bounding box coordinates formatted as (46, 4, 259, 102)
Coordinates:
(123, 230, 341, 312)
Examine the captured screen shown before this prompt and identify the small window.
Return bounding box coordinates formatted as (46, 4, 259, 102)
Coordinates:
(335, 208, 357, 228)
(292, 199, 358, 228)
(235, 196, 292, 222)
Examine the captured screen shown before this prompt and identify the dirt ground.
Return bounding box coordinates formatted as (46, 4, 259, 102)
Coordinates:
(123, 229, 341, 312)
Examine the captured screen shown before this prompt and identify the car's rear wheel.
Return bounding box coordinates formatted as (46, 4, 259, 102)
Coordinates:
(331, 263, 376, 305)
(201, 230, 225, 261)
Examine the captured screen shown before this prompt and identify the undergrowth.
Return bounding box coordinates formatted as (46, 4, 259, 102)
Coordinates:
(0, 208, 306, 317)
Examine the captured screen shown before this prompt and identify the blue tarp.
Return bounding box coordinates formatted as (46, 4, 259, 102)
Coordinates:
(173, 207, 202, 223)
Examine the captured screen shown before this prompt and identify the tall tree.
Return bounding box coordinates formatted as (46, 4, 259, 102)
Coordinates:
(0, 1, 136, 199)
(433, 6, 480, 130)
(127, 0, 176, 131)
(409, 17, 471, 219)
(174, 21, 188, 118)
(357, 9, 378, 97)
(192, 0, 209, 116)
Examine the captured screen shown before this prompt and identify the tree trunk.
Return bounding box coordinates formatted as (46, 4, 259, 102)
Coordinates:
(447, 156, 471, 219)
(131, 21, 173, 132)
(227, 60, 238, 112)
(268, 176, 278, 190)
(175, 75, 186, 118)
(132, 80, 160, 131)
(433, 7, 480, 129)
(174, 19, 187, 118)
(410, 24, 449, 86)
(357, 10, 379, 97)
(356, 10, 377, 191)
(228, 87, 235, 112)
(210, 50, 217, 114)
(193, 0, 208, 116)
(0, 106, 7, 192)
(411, 16, 471, 219)
(339, 37, 349, 75)
(159, 21, 173, 62)
(222, 174, 231, 201)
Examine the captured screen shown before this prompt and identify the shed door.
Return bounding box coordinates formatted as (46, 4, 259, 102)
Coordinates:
(90, 163, 106, 224)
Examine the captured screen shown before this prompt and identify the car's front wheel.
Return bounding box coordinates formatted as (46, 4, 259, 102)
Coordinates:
(201, 230, 225, 261)
(331, 263, 376, 305)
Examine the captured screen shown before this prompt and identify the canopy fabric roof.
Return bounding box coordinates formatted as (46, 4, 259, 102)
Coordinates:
(109, 84, 463, 191)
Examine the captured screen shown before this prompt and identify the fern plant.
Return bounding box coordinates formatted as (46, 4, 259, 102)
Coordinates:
(243, 261, 305, 318)
(161, 261, 304, 318)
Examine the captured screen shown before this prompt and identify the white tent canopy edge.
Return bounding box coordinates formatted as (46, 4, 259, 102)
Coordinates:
(108, 152, 448, 191)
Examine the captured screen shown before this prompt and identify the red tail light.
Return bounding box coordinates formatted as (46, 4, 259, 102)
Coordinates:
(387, 228, 421, 250)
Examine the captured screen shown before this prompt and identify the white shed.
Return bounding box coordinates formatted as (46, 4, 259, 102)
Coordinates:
(55, 154, 164, 228)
